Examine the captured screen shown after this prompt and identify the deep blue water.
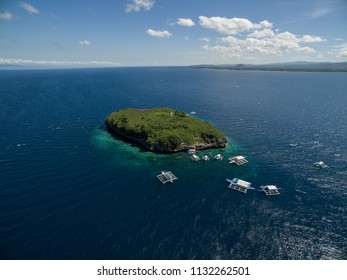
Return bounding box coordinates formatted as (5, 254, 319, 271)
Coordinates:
(0, 67, 346, 260)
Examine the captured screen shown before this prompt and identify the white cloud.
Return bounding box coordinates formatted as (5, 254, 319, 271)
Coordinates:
(330, 43, 347, 58)
(78, 40, 91, 46)
(0, 58, 121, 67)
(20, 2, 39, 15)
(299, 35, 325, 43)
(0, 11, 13, 20)
(203, 44, 244, 59)
(199, 16, 273, 35)
(177, 18, 195, 27)
(308, 7, 331, 19)
(125, 0, 155, 13)
(200, 37, 210, 43)
(248, 29, 274, 39)
(146, 29, 172, 38)
(256, 20, 273, 29)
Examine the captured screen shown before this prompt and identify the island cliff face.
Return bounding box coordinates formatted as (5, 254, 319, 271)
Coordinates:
(105, 107, 227, 153)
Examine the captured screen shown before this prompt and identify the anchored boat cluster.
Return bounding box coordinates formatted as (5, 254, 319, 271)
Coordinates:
(157, 149, 330, 196)
(226, 178, 280, 195)
(156, 149, 280, 195)
(187, 148, 247, 164)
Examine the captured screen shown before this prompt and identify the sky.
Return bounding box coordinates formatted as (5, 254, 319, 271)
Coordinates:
(0, 0, 347, 67)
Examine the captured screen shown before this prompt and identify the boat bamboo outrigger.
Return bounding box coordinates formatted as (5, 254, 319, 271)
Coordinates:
(157, 171, 178, 184)
(226, 178, 254, 193)
(260, 185, 280, 195)
(229, 155, 248, 165)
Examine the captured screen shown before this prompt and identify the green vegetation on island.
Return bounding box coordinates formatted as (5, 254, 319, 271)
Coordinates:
(105, 107, 227, 153)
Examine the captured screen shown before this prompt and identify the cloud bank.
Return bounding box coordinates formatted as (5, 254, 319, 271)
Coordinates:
(20, 2, 39, 15)
(126, 0, 155, 13)
(0, 58, 120, 67)
(146, 29, 172, 38)
(330, 43, 347, 58)
(199, 16, 325, 60)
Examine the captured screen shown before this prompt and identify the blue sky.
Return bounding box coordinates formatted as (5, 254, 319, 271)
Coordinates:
(1, 0, 346, 67)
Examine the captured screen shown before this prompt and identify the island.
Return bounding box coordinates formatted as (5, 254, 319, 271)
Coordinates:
(105, 107, 228, 153)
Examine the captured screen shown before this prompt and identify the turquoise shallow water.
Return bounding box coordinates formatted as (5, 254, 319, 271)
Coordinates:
(0, 67, 346, 259)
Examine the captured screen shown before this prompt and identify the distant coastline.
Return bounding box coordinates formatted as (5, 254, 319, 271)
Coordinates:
(1, 61, 346, 72)
(190, 61, 347, 72)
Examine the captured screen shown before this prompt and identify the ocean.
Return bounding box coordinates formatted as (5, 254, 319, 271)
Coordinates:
(0, 67, 346, 260)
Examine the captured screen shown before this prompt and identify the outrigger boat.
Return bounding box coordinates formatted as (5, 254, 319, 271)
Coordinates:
(228, 155, 248, 165)
(313, 161, 328, 168)
(187, 148, 196, 154)
(157, 171, 178, 184)
(260, 185, 280, 195)
(191, 154, 200, 161)
(202, 155, 210, 161)
(213, 154, 223, 160)
(226, 178, 254, 193)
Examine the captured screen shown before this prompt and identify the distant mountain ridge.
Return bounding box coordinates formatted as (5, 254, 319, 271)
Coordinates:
(191, 61, 347, 72)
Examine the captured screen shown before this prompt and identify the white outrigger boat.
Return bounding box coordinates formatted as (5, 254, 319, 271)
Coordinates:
(202, 155, 210, 161)
(213, 154, 223, 160)
(260, 185, 280, 195)
(191, 154, 200, 161)
(313, 161, 328, 168)
(226, 178, 254, 193)
(228, 155, 248, 165)
(187, 148, 196, 154)
(157, 171, 178, 184)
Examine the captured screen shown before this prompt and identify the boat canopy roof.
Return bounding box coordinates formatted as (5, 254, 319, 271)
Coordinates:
(234, 156, 246, 159)
(265, 185, 277, 190)
(237, 179, 251, 188)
